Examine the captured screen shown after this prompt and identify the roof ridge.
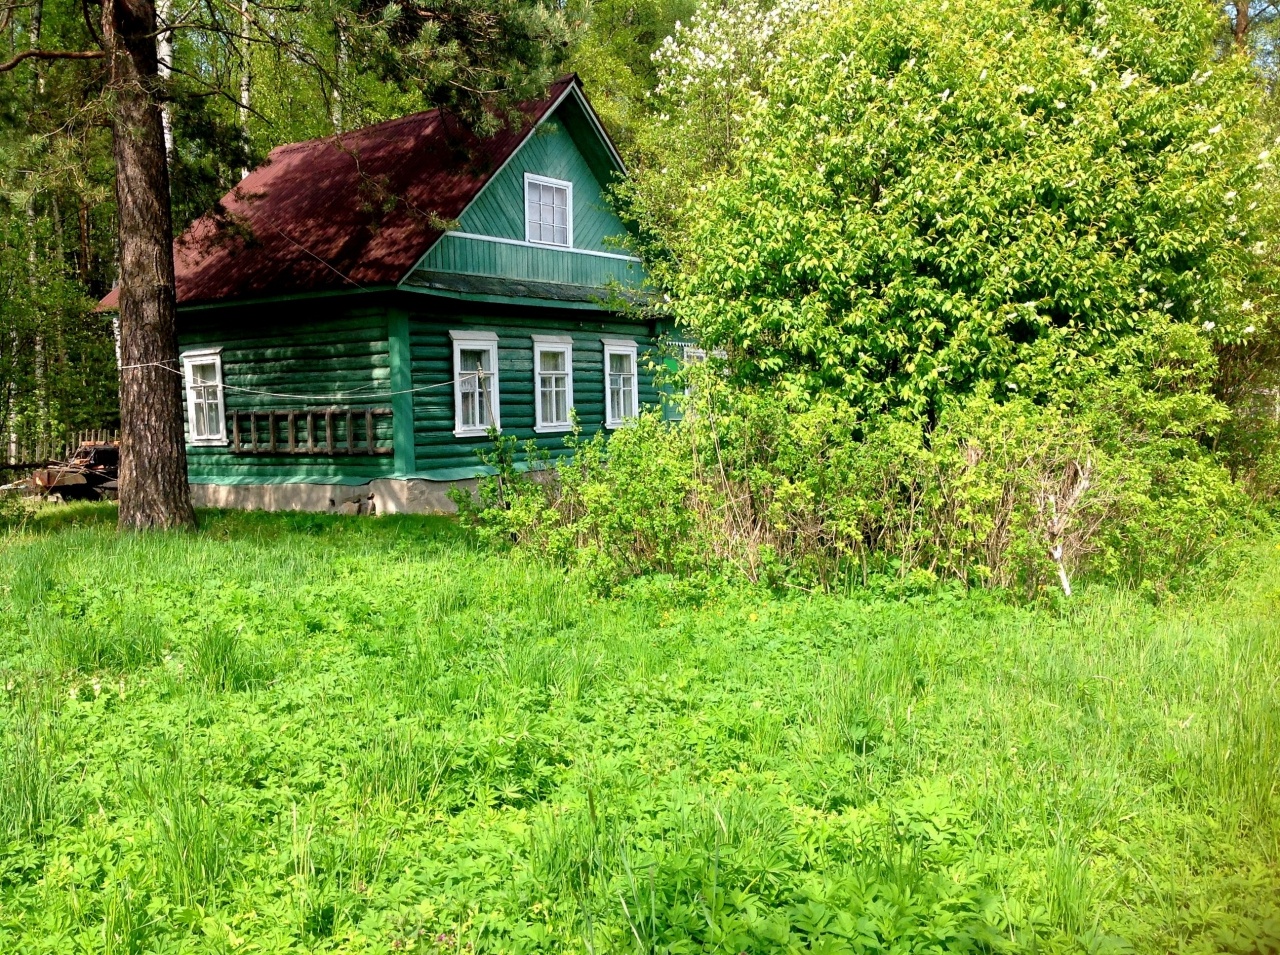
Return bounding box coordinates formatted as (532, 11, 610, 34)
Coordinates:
(269, 108, 444, 158)
(266, 75, 579, 159)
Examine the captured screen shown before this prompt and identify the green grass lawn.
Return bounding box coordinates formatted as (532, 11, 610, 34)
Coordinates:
(0, 505, 1277, 954)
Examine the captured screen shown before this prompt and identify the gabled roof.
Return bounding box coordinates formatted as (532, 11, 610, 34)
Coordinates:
(100, 75, 619, 310)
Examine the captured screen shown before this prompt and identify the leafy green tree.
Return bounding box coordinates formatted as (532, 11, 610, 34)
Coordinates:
(636, 0, 1279, 438)
(565, 0, 695, 146)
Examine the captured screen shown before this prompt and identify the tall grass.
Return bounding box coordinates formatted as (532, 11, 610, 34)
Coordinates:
(0, 506, 1275, 952)
(187, 625, 276, 691)
(28, 605, 166, 673)
(0, 684, 62, 842)
(130, 753, 237, 908)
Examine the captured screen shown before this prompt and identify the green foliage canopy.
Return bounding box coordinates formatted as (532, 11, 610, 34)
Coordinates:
(644, 0, 1280, 424)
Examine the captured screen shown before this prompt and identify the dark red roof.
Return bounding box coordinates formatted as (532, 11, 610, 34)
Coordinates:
(101, 75, 579, 309)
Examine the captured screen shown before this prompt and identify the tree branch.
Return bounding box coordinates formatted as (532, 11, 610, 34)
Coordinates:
(0, 48, 104, 72)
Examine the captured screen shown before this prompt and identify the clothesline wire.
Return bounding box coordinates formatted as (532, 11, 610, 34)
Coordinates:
(117, 359, 477, 402)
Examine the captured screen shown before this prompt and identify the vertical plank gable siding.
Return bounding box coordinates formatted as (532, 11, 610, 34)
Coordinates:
(459, 117, 627, 253)
(179, 308, 397, 485)
(408, 310, 660, 474)
(416, 236, 640, 289)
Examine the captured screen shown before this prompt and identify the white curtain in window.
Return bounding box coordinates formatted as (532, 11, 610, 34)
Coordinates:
(458, 348, 494, 429)
(538, 349, 569, 425)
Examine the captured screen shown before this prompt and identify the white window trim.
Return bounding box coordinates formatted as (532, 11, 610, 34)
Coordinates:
(602, 338, 639, 429)
(681, 344, 709, 394)
(524, 173, 574, 249)
(180, 347, 227, 446)
(450, 330, 501, 438)
(679, 343, 726, 395)
(532, 335, 575, 433)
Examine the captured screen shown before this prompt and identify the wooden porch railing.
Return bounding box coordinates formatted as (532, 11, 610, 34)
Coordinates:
(229, 408, 393, 456)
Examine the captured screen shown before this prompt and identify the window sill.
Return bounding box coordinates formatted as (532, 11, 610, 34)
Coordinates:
(534, 423, 572, 434)
(454, 427, 499, 439)
(188, 438, 229, 447)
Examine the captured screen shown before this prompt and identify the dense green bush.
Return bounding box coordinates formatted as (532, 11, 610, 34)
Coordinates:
(459, 0, 1280, 594)
(459, 378, 1252, 593)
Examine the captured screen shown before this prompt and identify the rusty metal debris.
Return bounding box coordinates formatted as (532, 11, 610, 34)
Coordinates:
(26, 442, 120, 502)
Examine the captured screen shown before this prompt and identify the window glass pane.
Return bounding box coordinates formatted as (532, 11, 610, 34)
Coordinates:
(540, 349, 566, 373)
(527, 180, 570, 247)
(460, 348, 490, 372)
(191, 361, 217, 384)
(609, 353, 632, 375)
(200, 400, 219, 438)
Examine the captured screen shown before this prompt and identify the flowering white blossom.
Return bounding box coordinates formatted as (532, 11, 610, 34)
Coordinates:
(650, 0, 833, 167)
(1242, 300, 1255, 312)
(1119, 69, 1137, 89)
(1208, 124, 1223, 136)
(1245, 325, 1256, 334)
(1203, 321, 1215, 330)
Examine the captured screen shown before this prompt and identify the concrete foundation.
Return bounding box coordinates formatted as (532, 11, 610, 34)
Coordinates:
(190, 477, 477, 515)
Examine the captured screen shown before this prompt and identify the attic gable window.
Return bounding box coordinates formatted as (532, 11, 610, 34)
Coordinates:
(525, 173, 572, 248)
(181, 348, 226, 445)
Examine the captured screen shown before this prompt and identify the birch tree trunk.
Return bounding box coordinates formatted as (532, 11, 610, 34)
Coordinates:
(238, 0, 251, 179)
(331, 26, 346, 132)
(156, 0, 174, 161)
(104, 0, 196, 529)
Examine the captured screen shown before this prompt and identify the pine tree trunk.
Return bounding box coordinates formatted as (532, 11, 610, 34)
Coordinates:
(1234, 0, 1250, 47)
(104, 0, 196, 530)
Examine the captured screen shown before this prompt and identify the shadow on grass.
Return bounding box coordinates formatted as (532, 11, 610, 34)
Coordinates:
(5, 500, 465, 544)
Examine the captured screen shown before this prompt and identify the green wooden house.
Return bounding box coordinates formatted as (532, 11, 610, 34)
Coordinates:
(102, 76, 659, 513)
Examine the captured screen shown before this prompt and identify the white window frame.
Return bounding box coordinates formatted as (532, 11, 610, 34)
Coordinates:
(181, 347, 227, 446)
(524, 173, 574, 249)
(602, 338, 639, 429)
(450, 330, 501, 438)
(682, 344, 708, 396)
(532, 335, 574, 434)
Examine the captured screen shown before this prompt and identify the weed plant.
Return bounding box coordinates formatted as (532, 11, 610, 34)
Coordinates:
(0, 505, 1276, 952)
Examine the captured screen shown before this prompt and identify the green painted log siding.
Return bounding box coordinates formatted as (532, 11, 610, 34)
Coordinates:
(407, 310, 660, 479)
(178, 308, 397, 485)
